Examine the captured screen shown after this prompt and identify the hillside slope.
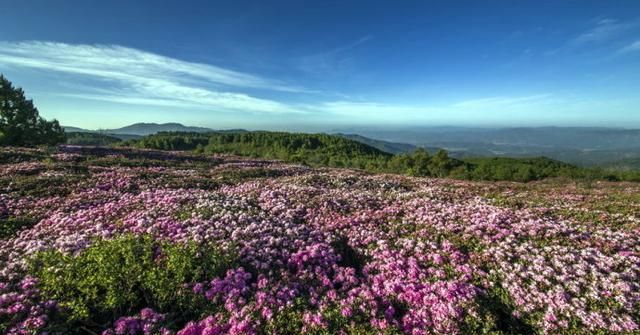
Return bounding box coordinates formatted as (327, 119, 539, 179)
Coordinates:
(120, 131, 640, 182)
(1, 146, 638, 334)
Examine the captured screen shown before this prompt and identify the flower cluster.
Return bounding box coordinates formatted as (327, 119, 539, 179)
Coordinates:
(103, 308, 171, 335)
(0, 276, 56, 335)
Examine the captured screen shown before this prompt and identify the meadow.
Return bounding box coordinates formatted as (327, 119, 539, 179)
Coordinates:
(1, 146, 638, 334)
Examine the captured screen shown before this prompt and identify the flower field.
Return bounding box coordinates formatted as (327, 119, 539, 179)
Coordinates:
(1, 146, 639, 334)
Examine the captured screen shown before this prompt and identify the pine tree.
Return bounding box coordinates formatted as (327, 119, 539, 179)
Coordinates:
(0, 74, 65, 146)
(429, 149, 453, 177)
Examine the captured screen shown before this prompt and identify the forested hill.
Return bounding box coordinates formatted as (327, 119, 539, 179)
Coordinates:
(65, 132, 123, 146)
(120, 131, 640, 182)
(334, 133, 420, 154)
(121, 131, 394, 167)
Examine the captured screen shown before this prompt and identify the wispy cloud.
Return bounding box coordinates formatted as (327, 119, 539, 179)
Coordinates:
(0, 40, 623, 126)
(452, 94, 552, 108)
(296, 35, 373, 76)
(571, 18, 634, 45)
(618, 40, 640, 54)
(545, 18, 640, 59)
(332, 35, 374, 54)
(0, 41, 305, 114)
(310, 94, 556, 123)
(315, 101, 431, 119)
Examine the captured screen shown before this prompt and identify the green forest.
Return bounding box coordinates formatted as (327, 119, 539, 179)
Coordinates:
(65, 132, 123, 146)
(120, 132, 640, 182)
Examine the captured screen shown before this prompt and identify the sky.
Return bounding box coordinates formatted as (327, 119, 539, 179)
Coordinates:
(0, 0, 639, 130)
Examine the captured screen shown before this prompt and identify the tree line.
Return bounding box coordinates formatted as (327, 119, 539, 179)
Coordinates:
(65, 132, 122, 146)
(120, 131, 640, 182)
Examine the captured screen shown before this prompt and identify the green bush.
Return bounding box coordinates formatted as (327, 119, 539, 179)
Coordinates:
(0, 216, 38, 239)
(29, 235, 237, 332)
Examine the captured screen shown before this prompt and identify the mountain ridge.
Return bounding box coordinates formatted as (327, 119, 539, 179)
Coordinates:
(63, 122, 216, 136)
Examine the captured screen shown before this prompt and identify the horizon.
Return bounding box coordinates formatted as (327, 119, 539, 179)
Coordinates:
(1, 1, 640, 130)
(62, 121, 640, 133)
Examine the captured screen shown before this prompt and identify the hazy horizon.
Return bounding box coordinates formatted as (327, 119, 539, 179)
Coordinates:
(1, 1, 640, 129)
(62, 121, 640, 134)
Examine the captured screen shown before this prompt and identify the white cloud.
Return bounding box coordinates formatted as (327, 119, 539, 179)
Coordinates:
(0, 41, 305, 91)
(310, 94, 556, 122)
(0, 41, 305, 114)
(618, 40, 640, 54)
(0, 40, 609, 125)
(572, 18, 635, 45)
(317, 101, 430, 118)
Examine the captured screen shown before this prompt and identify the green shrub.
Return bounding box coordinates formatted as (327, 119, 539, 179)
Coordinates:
(29, 235, 237, 332)
(0, 216, 38, 239)
(0, 175, 87, 197)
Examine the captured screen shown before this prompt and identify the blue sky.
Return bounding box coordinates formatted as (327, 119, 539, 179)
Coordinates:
(0, 0, 639, 130)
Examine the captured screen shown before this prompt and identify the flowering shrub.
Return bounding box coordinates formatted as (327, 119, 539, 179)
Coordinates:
(102, 308, 172, 335)
(0, 146, 638, 334)
(0, 276, 57, 335)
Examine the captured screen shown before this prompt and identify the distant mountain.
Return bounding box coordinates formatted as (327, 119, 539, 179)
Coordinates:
(335, 133, 445, 154)
(335, 126, 640, 168)
(338, 126, 640, 150)
(335, 133, 418, 154)
(64, 123, 218, 139)
(105, 123, 214, 135)
(63, 126, 92, 133)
